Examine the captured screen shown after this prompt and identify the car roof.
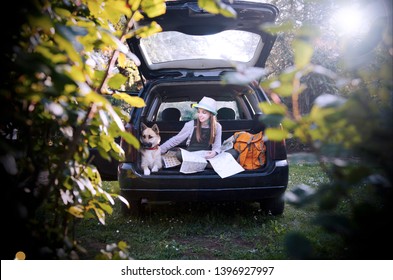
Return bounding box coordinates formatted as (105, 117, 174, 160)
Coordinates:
(127, 0, 279, 79)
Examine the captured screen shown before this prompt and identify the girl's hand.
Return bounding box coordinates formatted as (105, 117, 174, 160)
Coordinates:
(205, 151, 217, 159)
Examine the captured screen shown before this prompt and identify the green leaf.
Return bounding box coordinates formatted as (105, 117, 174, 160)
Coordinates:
(97, 146, 111, 161)
(97, 201, 113, 215)
(113, 93, 146, 107)
(111, 141, 123, 154)
(259, 102, 287, 115)
(272, 82, 294, 97)
(282, 118, 297, 130)
(264, 127, 288, 141)
(99, 134, 112, 152)
(53, 33, 83, 67)
(108, 73, 128, 89)
(292, 39, 314, 69)
(279, 68, 297, 83)
(88, 135, 100, 147)
(119, 131, 140, 149)
(261, 21, 294, 34)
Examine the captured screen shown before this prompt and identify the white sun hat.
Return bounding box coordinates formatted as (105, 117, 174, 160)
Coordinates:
(193, 96, 217, 115)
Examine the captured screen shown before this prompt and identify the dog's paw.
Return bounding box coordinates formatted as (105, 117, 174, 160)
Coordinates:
(143, 168, 151, 176)
(151, 166, 159, 172)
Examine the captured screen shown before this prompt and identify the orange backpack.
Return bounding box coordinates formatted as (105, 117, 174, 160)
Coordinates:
(233, 131, 266, 170)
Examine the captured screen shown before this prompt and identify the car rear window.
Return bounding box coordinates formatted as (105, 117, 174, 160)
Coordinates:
(140, 30, 262, 70)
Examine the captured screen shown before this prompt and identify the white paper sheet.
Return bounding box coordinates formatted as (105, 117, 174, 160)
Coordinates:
(207, 152, 244, 178)
(178, 149, 244, 178)
(179, 149, 208, 174)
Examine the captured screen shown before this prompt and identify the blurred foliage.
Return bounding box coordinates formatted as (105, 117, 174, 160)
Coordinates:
(94, 241, 133, 260)
(260, 0, 393, 259)
(0, 0, 166, 259)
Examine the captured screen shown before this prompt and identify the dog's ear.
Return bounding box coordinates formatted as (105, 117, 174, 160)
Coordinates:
(141, 123, 148, 131)
(152, 124, 160, 134)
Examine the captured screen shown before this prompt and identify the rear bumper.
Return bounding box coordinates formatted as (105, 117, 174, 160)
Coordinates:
(118, 160, 288, 202)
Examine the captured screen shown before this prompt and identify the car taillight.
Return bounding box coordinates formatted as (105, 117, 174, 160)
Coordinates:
(121, 123, 138, 163)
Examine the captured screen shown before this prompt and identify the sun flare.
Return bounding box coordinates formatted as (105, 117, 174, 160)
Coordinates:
(330, 5, 367, 36)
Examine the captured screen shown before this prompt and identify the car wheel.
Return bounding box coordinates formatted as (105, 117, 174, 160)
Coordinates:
(259, 195, 285, 216)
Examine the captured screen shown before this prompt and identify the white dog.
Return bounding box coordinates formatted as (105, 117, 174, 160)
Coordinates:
(140, 123, 162, 175)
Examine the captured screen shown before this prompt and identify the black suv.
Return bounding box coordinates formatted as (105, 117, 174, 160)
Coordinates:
(96, 0, 288, 215)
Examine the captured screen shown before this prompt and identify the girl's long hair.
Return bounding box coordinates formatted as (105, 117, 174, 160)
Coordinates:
(196, 114, 217, 144)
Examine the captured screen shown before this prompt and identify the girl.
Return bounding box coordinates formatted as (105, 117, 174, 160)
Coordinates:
(160, 96, 222, 160)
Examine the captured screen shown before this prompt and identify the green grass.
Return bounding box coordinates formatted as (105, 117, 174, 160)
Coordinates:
(75, 162, 344, 260)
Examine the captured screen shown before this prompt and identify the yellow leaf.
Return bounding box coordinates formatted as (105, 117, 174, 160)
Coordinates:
(54, 7, 72, 17)
(67, 205, 85, 218)
(83, 91, 111, 107)
(199, 0, 219, 13)
(118, 52, 127, 68)
(28, 15, 53, 33)
(141, 0, 166, 18)
(133, 10, 144, 21)
(68, 65, 85, 82)
(131, 0, 142, 11)
(35, 46, 67, 64)
(135, 21, 162, 38)
(198, 0, 236, 17)
(94, 207, 106, 225)
(118, 241, 129, 251)
(104, 0, 131, 21)
(53, 34, 83, 66)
